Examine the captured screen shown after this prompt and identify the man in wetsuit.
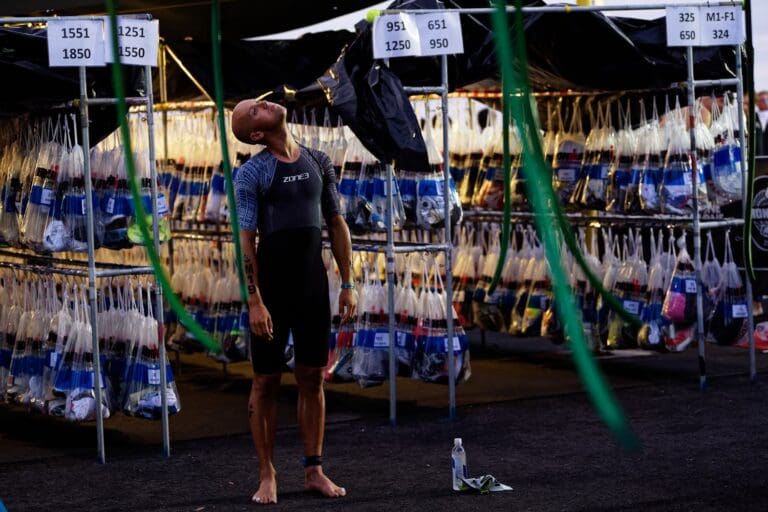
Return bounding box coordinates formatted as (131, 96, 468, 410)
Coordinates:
(232, 99, 356, 505)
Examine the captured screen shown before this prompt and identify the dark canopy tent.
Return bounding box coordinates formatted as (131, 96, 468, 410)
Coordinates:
(0, 0, 744, 144)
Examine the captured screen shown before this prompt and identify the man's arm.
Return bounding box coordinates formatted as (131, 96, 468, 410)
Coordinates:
(240, 229, 273, 340)
(327, 214, 357, 322)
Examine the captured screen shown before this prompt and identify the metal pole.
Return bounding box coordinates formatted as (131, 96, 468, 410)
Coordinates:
(145, 65, 171, 456)
(442, 53, 456, 420)
(734, 48, 757, 383)
(686, 47, 707, 391)
(79, 66, 106, 463)
(386, 162, 397, 426)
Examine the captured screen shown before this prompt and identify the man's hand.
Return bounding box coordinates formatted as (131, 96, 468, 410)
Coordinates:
(249, 302, 274, 341)
(339, 288, 358, 324)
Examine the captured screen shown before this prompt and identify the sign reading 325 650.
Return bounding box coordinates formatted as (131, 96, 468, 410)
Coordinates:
(415, 13, 463, 56)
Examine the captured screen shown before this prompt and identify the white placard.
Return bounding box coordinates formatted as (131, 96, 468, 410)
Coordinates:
(700, 6, 744, 46)
(148, 367, 161, 385)
(666, 6, 701, 47)
(732, 304, 749, 319)
(443, 336, 462, 353)
(374, 331, 390, 348)
(105, 18, 159, 66)
(623, 300, 640, 315)
(47, 19, 106, 67)
(415, 12, 464, 56)
(685, 279, 698, 294)
(373, 14, 421, 59)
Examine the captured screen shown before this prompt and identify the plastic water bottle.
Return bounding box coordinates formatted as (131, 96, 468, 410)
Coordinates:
(451, 437, 467, 491)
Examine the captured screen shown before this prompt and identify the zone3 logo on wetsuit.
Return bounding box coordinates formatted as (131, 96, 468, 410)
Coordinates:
(282, 172, 310, 183)
(234, 146, 341, 374)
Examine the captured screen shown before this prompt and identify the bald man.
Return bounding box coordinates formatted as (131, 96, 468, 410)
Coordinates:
(232, 99, 356, 504)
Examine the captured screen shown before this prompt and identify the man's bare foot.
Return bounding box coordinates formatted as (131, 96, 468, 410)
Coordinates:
(252, 470, 278, 505)
(304, 466, 346, 498)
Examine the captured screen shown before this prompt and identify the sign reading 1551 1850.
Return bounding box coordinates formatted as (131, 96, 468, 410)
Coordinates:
(47, 19, 105, 67)
(372, 12, 463, 59)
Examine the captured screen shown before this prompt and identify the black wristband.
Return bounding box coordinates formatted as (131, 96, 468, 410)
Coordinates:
(302, 455, 323, 467)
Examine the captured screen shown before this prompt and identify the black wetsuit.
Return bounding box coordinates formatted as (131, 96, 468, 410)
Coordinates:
(234, 146, 340, 374)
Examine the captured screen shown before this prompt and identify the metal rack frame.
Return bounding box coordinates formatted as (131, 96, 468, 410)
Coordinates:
(0, 14, 168, 463)
(383, 1, 757, 405)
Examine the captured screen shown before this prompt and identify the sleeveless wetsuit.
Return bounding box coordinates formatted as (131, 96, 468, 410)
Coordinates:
(235, 146, 340, 374)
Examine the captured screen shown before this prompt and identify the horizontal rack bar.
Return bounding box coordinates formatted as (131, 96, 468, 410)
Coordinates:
(462, 209, 743, 229)
(0, 14, 152, 24)
(672, 78, 741, 89)
(96, 267, 155, 278)
(78, 97, 149, 106)
(0, 261, 153, 278)
(0, 248, 156, 270)
(403, 86, 447, 94)
(382, 2, 741, 15)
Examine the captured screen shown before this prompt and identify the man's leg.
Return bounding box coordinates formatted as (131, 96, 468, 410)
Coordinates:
(249, 372, 282, 504)
(294, 364, 346, 498)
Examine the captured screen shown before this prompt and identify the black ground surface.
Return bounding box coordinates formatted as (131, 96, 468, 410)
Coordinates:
(2, 334, 768, 512)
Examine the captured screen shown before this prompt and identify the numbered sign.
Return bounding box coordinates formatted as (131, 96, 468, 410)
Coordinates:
(105, 18, 160, 66)
(47, 19, 106, 67)
(666, 6, 701, 47)
(667, 5, 745, 47)
(416, 12, 464, 56)
(373, 14, 421, 59)
(700, 6, 744, 46)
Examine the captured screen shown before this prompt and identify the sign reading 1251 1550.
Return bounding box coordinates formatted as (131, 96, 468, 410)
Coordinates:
(47, 19, 105, 67)
(105, 18, 160, 67)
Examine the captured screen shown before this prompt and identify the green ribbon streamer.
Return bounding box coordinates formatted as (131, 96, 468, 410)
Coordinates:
(105, 1, 221, 352)
(491, 0, 639, 450)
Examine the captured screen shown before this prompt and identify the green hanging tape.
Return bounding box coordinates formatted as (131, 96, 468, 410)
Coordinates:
(490, 0, 639, 451)
(105, 1, 221, 353)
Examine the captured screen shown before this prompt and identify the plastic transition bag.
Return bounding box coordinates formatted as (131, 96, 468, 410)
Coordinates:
(123, 283, 180, 419)
(553, 98, 586, 206)
(412, 259, 471, 385)
(708, 231, 748, 345)
(351, 265, 389, 388)
(394, 256, 419, 376)
(661, 236, 699, 352)
(709, 93, 744, 205)
(638, 230, 670, 351)
(606, 233, 648, 349)
(638, 100, 665, 213)
(605, 101, 636, 214)
(417, 109, 462, 230)
(578, 102, 616, 210)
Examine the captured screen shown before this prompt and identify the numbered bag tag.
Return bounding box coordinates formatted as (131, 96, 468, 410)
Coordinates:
(700, 6, 744, 46)
(732, 303, 749, 319)
(47, 19, 106, 67)
(666, 6, 701, 47)
(416, 12, 464, 56)
(372, 13, 421, 59)
(104, 18, 160, 66)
